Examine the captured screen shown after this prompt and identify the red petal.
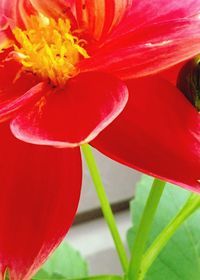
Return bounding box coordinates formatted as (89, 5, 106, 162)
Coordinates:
(10, 72, 128, 147)
(92, 76, 200, 193)
(0, 55, 44, 122)
(0, 124, 82, 280)
(75, 0, 132, 40)
(80, 0, 200, 78)
(0, 0, 36, 28)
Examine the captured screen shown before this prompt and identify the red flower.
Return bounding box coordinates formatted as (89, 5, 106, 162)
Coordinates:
(0, 0, 200, 279)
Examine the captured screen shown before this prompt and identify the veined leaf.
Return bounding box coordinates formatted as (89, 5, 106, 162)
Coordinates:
(34, 241, 88, 279)
(127, 175, 200, 280)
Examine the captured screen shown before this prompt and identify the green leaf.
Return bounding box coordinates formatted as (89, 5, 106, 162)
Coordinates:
(127, 175, 200, 280)
(34, 241, 88, 279)
(77, 276, 123, 280)
(32, 275, 123, 280)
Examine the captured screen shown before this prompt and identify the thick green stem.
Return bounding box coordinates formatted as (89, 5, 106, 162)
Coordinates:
(139, 193, 200, 280)
(81, 144, 129, 273)
(128, 179, 166, 280)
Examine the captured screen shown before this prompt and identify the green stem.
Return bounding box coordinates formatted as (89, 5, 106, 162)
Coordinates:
(81, 144, 129, 273)
(139, 193, 200, 280)
(128, 179, 166, 280)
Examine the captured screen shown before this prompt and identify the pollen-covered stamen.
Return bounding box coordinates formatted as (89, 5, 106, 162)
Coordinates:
(11, 15, 89, 86)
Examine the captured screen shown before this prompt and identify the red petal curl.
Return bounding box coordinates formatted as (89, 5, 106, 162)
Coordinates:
(0, 56, 44, 122)
(0, 82, 47, 123)
(0, 124, 82, 280)
(10, 72, 128, 147)
(92, 76, 200, 193)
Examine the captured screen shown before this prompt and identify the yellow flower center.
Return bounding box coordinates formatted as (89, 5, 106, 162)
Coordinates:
(12, 14, 89, 86)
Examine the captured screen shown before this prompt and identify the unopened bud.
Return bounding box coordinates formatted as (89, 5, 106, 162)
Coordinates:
(177, 58, 200, 111)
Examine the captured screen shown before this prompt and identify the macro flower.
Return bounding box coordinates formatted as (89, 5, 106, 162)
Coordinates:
(1, 0, 200, 279)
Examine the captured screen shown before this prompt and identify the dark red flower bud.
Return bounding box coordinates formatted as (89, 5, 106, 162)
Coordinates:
(177, 58, 200, 111)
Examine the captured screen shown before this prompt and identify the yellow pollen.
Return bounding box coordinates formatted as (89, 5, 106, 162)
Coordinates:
(12, 15, 89, 86)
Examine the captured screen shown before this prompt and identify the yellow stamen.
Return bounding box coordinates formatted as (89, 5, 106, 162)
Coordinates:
(12, 15, 89, 86)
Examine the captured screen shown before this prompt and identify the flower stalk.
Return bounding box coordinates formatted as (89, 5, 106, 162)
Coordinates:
(128, 179, 166, 280)
(81, 144, 129, 273)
